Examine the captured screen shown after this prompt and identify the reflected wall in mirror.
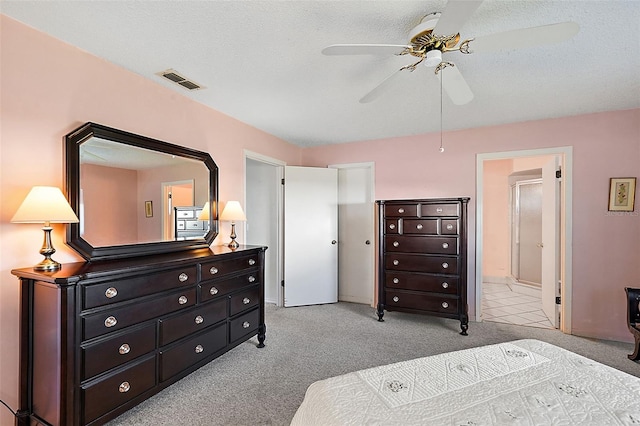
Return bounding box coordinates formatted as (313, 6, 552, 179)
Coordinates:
(66, 122, 218, 261)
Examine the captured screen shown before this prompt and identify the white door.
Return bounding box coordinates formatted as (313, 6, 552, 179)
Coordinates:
(332, 164, 375, 305)
(284, 166, 338, 307)
(541, 157, 560, 327)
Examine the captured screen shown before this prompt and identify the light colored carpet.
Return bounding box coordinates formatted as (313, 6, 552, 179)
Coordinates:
(107, 302, 640, 426)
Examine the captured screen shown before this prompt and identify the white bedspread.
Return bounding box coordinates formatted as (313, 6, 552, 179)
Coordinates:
(291, 339, 640, 425)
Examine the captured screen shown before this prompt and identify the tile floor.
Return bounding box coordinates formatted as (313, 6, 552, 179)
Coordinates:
(481, 282, 553, 329)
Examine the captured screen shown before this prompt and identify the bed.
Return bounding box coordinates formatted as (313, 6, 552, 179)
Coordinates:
(291, 339, 640, 425)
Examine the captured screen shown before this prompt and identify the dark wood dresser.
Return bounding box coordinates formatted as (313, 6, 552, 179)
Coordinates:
(12, 245, 266, 426)
(376, 198, 470, 335)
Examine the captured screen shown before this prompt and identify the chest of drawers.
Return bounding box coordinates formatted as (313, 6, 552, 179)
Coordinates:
(376, 198, 470, 335)
(12, 245, 266, 426)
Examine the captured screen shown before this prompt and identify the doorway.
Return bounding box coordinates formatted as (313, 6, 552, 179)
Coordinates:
(244, 153, 375, 308)
(161, 180, 194, 240)
(476, 147, 573, 333)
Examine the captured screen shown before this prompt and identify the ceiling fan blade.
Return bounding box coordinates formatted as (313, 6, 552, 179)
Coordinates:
(438, 64, 474, 105)
(433, 0, 483, 36)
(466, 22, 580, 53)
(360, 68, 408, 103)
(322, 44, 410, 56)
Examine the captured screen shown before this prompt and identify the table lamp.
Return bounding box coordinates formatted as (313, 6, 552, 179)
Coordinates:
(219, 201, 246, 249)
(11, 186, 79, 271)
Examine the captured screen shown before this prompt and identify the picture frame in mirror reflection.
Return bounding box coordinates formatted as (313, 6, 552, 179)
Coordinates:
(145, 200, 153, 218)
(608, 177, 636, 212)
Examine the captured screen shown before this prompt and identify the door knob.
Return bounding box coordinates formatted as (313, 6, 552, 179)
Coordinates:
(331, 240, 337, 244)
(365, 240, 371, 245)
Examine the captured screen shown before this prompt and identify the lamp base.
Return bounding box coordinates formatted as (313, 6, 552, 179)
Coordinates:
(34, 257, 62, 272)
(35, 225, 62, 271)
(227, 222, 239, 249)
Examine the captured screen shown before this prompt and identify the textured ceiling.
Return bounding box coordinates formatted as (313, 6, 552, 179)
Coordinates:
(2, 1, 639, 147)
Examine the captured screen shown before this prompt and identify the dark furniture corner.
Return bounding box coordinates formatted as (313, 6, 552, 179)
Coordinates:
(625, 287, 640, 361)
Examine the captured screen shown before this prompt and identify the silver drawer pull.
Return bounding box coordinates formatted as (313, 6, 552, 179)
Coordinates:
(209, 266, 219, 275)
(104, 316, 117, 328)
(442, 282, 449, 289)
(178, 295, 188, 305)
(416, 223, 423, 230)
(398, 208, 405, 213)
(393, 278, 399, 284)
(195, 344, 204, 353)
(105, 287, 118, 298)
(119, 381, 130, 393)
(248, 275, 256, 283)
(442, 242, 449, 249)
(243, 297, 251, 305)
(242, 321, 250, 329)
(118, 344, 130, 355)
(442, 302, 449, 309)
(442, 262, 449, 269)
(210, 286, 219, 295)
(195, 315, 204, 324)
(248, 259, 256, 266)
(178, 273, 188, 282)
(436, 208, 443, 213)
(392, 241, 399, 247)
(446, 224, 454, 230)
(392, 296, 399, 302)
(393, 260, 399, 266)
(389, 223, 396, 230)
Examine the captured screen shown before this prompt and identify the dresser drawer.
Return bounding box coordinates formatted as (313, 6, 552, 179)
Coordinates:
(441, 219, 459, 235)
(230, 285, 260, 316)
(385, 219, 399, 234)
(83, 288, 196, 340)
(200, 271, 259, 302)
(402, 219, 438, 235)
(82, 355, 156, 424)
(159, 299, 226, 346)
(82, 324, 156, 380)
(385, 271, 458, 294)
(385, 235, 458, 255)
(420, 203, 459, 217)
(201, 255, 259, 280)
(159, 324, 226, 381)
(385, 253, 458, 274)
(385, 290, 459, 314)
(384, 203, 418, 218)
(83, 265, 197, 309)
(230, 307, 260, 343)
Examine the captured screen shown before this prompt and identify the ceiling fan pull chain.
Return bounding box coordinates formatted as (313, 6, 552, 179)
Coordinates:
(439, 69, 445, 153)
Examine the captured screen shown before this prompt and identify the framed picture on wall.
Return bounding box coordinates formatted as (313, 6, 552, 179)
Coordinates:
(608, 177, 636, 212)
(145, 200, 153, 217)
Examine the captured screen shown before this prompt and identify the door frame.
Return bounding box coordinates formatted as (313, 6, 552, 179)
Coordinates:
(244, 150, 285, 307)
(328, 162, 376, 306)
(476, 146, 573, 333)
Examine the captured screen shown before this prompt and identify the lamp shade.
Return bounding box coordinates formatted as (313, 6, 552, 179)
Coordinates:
(197, 201, 210, 221)
(219, 201, 246, 222)
(11, 186, 79, 224)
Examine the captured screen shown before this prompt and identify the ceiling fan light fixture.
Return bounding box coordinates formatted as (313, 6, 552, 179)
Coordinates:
(424, 50, 443, 67)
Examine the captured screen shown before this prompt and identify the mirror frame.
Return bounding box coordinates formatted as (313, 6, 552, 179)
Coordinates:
(65, 122, 218, 261)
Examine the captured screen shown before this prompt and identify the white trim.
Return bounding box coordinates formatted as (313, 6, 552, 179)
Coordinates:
(476, 147, 572, 334)
(243, 149, 287, 166)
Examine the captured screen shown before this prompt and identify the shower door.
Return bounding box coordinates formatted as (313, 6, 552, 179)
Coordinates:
(511, 179, 543, 285)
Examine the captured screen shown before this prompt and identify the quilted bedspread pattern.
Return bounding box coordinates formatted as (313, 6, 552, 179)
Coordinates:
(291, 339, 640, 425)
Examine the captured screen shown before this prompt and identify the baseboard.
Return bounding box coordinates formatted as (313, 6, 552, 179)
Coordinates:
(482, 275, 510, 285)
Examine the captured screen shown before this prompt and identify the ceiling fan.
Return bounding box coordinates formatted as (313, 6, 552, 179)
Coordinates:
(322, 0, 579, 105)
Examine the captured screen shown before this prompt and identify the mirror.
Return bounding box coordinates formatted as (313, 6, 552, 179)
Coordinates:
(65, 122, 218, 261)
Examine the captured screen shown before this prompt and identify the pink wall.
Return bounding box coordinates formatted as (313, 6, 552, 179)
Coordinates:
(303, 109, 640, 345)
(82, 164, 139, 246)
(483, 159, 512, 278)
(0, 16, 301, 424)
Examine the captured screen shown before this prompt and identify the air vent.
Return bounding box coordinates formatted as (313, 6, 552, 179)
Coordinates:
(156, 69, 205, 91)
